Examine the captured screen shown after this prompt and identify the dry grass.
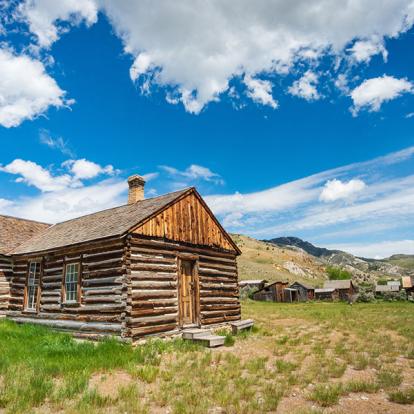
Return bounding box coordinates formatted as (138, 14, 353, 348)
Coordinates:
(0, 301, 413, 413)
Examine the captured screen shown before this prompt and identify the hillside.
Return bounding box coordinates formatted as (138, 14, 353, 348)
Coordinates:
(232, 234, 327, 286)
(265, 236, 413, 283)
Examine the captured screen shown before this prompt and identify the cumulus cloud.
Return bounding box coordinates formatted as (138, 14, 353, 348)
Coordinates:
(19, 0, 98, 48)
(319, 179, 366, 202)
(348, 38, 388, 63)
(63, 158, 116, 180)
(244, 75, 278, 108)
(351, 75, 413, 114)
(0, 159, 74, 192)
(288, 70, 320, 101)
(17, 0, 414, 112)
(0, 48, 69, 127)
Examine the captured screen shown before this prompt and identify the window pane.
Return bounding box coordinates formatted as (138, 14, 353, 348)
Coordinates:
(27, 262, 40, 310)
(65, 263, 79, 302)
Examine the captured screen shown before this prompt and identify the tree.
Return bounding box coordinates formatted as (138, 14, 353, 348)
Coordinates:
(326, 266, 352, 280)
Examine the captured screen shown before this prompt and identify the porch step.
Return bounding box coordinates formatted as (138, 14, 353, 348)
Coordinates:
(182, 328, 225, 347)
(230, 319, 254, 335)
(182, 328, 211, 340)
(192, 334, 225, 348)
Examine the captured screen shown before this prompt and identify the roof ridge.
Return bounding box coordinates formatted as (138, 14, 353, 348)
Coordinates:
(48, 187, 193, 227)
(0, 214, 50, 226)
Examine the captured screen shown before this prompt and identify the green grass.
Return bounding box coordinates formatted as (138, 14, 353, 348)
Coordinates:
(1, 301, 414, 412)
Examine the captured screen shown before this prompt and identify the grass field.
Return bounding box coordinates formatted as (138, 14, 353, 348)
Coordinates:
(1, 301, 414, 413)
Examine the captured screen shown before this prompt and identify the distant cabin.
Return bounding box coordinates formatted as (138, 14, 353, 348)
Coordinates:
(402, 276, 414, 295)
(252, 281, 288, 302)
(0, 175, 241, 341)
(239, 279, 267, 292)
(314, 288, 337, 301)
(289, 281, 315, 301)
(323, 280, 356, 301)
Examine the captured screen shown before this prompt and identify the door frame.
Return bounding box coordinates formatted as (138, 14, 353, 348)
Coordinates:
(177, 253, 200, 327)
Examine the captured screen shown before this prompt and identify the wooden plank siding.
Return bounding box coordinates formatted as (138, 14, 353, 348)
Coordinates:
(6, 238, 128, 340)
(127, 235, 240, 340)
(0, 254, 12, 315)
(133, 192, 237, 253)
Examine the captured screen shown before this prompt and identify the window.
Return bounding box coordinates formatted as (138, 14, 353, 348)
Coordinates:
(26, 261, 40, 310)
(64, 263, 80, 303)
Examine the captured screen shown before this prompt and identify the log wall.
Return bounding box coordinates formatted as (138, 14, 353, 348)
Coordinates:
(7, 238, 128, 340)
(0, 254, 12, 315)
(126, 235, 240, 340)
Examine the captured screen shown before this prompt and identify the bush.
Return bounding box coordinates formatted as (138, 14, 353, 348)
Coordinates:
(382, 290, 407, 302)
(357, 284, 376, 303)
(326, 266, 352, 280)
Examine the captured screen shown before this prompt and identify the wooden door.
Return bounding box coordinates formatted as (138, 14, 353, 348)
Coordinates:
(178, 259, 198, 326)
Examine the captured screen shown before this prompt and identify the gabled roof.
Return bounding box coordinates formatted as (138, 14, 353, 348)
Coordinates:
(12, 187, 239, 255)
(324, 280, 354, 290)
(0, 215, 50, 255)
(13, 188, 190, 255)
(290, 281, 315, 290)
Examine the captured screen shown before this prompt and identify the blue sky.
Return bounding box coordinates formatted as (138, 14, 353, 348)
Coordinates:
(1, 1, 414, 258)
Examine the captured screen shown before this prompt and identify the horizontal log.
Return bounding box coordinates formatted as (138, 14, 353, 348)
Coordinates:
(83, 287, 123, 296)
(83, 248, 124, 259)
(130, 264, 177, 272)
(200, 290, 238, 298)
(131, 298, 178, 308)
(6, 310, 122, 322)
(198, 267, 237, 277)
(130, 256, 175, 265)
(127, 313, 177, 327)
(130, 271, 176, 282)
(83, 267, 125, 278)
(83, 276, 124, 286)
(131, 290, 176, 300)
(201, 309, 240, 318)
(8, 316, 122, 333)
(201, 315, 240, 325)
(83, 295, 123, 304)
(131, 281, 177, 289)
(131, 322, 178, 338)
(129, 306, 177, 318)
(200, 297, 239, 304)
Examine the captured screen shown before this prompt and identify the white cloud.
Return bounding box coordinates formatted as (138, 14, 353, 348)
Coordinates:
(323, 240, 414, 259)
(160, 164, 224, 185)
(319, 178, 366, 202)
(348, 38, 388, 63)
(63, 158, 116, 180)
(0, 48, 68, 127)
(39, 129, 74, 157)
(18, 0, 414, 112)
(0, 159, 74, 192)
(351, 75, 413, 114)
(0, 179, 127, 223)
(244, 75, 278, 109)
(19, 0, 98, 48)
(288, 70, 320, 101)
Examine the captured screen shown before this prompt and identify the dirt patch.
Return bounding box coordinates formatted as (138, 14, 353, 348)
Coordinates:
(88, 371, 133, 398)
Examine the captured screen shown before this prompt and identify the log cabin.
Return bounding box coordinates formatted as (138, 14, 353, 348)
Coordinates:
(1, 175, 241, 341)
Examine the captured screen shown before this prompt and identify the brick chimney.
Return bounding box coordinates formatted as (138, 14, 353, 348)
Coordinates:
(127, 174, 145, 204)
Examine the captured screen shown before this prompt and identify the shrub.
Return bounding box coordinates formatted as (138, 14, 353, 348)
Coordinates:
(382, 290, 407, 302)
(309, 384, 342, 407)
(326, 266, 352, 280)
(388, 388, 414, 404)
(357, 284, 376, 303)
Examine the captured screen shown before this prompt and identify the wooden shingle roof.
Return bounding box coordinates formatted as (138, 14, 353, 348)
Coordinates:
(324, 280, 354, 290)
(12, 188, 190, 255)
(0, 215, 50, 255)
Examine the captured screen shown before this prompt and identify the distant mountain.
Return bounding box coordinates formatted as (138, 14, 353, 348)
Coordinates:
(260, 236, 413, 284)
(265, 236, 339, 258)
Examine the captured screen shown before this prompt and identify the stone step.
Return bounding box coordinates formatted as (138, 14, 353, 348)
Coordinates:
(182, 328, 211, 340)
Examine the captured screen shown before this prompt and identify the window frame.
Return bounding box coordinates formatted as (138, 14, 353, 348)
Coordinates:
(62, 261, 81, 304)
(25, 260, 41, 312)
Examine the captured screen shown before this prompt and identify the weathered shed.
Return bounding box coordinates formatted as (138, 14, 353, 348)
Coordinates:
(314, 288, 337, 301)
(2, 176, 241, 341)
(402, 276, 414, 295)
(289, 281, 315, 301)
(252, 281, 288, 302)
(323, 279, 356, 301)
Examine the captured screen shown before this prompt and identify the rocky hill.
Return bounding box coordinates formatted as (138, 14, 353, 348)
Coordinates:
(264, 236, 413, 284)
(231, 234, 413, 286)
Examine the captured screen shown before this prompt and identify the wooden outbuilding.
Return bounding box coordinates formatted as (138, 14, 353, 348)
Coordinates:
(252, 281, 289, 302)
(323, 280, 356, 301)
(402, 276, 414, 296)
(314, 288, 337, 301)
(1, 175, 241, 341)
(289, 281, 315, 301)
